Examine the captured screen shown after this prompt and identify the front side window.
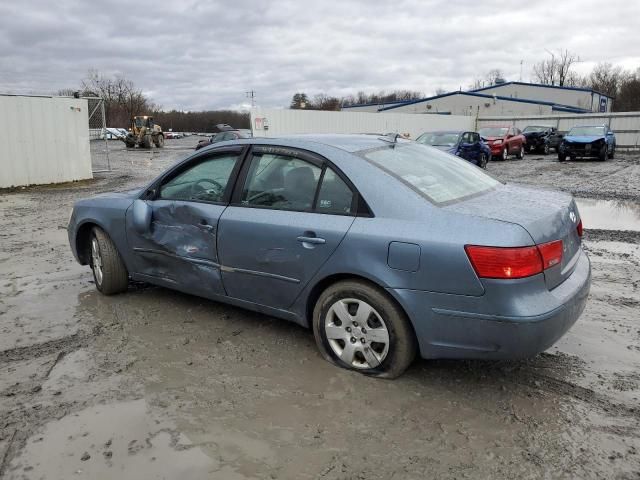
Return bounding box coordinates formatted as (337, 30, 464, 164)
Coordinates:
(159, 152, 239, 203)
(360, 143, 499, 205)
(241, 153, 321, 211)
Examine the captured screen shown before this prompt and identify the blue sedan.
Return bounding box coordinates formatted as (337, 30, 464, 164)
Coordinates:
(68, 134, 591, 378)
(416, 130, 490, 168)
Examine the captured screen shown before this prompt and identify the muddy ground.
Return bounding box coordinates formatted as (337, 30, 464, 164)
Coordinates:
(0, 138, 639, 479)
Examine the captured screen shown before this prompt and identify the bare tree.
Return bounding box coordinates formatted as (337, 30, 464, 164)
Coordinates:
(588, 62, 624, 97)
(485, 69, 504, 86)
(532, 49, 580, 86)
(434, 87, 447, 96)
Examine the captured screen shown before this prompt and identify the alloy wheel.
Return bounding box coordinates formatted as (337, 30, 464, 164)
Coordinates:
(91, 237, 103, 286)
(324, 298, 390, 369)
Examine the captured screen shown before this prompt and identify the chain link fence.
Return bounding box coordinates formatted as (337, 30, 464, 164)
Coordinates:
(86, 97, 112, 172)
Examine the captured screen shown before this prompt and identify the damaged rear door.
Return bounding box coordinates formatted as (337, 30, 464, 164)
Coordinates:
(126, 147, 244, 298)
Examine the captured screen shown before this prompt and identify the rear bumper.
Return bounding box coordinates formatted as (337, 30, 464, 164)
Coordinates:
(390, 249, 591, 360)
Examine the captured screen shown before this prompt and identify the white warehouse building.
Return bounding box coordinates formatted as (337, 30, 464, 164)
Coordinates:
(343, 82, 614, 116)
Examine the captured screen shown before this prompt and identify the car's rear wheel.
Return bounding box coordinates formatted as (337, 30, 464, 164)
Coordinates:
(312, 280, 417, 379)
(543, 143, 550, 155)
(517, 145, 525, 160)
(90, 227, 128, 295)
(155, 134, 165, 148)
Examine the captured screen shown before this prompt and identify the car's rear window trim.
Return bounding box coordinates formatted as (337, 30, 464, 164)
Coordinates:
(356, 144, 500, 207)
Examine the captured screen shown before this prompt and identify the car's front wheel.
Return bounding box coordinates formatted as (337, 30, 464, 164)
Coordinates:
(543, 143, 550, 155)
(313, 280, 417, 379)
(517, 145, 525, 160)
(90, 227, 129, 295)
(502, 147, 508, 161)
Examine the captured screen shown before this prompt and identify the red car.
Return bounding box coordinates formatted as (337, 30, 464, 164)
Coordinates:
(479, 125, 526, 160)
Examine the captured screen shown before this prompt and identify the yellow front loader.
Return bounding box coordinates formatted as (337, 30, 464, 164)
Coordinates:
(123, 116, 164, 149)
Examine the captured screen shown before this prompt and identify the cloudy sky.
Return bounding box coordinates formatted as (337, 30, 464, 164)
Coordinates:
(1, 0, 638, 111)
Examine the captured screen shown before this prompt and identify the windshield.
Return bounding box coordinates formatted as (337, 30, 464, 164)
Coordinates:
(360, 143, 500, 204)
(523, 126, 549, 133)
(416, 133, 460, 147)
(479, 127, 509, 138)
(568, 126, 606, 136)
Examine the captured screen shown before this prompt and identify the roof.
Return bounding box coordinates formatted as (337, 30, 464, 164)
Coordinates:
(469, 81, 614, 99)
(341, 99, 417, 110)
(232, 134, 410, 153)
(378, 90, 590, 114)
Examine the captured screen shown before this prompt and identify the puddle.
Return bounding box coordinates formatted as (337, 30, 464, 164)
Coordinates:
(575, 198, 640, 232)
(7, 400, 217, 480)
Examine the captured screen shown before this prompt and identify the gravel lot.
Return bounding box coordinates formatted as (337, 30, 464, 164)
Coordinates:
(0, 138, 639, 479)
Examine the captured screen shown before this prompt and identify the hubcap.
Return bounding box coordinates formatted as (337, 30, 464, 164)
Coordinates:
(91, 237, 103, 285)
(324, 299, 390, 369)
(502, 148, 508, 160)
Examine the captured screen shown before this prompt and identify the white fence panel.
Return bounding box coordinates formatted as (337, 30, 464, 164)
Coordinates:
(478, 112, 640, 149)
(0, 95, 93, 188)
(250, 108, 474, 140)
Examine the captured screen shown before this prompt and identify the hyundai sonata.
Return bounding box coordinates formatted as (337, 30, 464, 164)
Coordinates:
(68, 134, 590, 378)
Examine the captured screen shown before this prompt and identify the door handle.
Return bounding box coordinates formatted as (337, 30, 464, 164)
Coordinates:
(297, 236, 326, 245)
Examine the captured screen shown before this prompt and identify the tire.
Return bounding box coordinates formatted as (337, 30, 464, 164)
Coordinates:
(155, 134, 165, 148)
(502, 147, 508, 161)
(90, 227, 129, 295)
(142, 135, 152, 149)
(608, 146, 615, 159)
(543, 143, 550, 155)
(478, 153, 488, 169)
(517, 145, 525, 160)
(558, 153, 567, 162)
(312, 280, 417, 379)
(598, 146, 607, 162)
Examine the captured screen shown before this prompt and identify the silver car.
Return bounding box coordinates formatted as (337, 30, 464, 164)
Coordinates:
(68, 134, 591, 378)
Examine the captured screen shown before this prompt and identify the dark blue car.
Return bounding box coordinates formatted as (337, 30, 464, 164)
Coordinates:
(558, 125, 616, 162)
(416, 131, 490, 168)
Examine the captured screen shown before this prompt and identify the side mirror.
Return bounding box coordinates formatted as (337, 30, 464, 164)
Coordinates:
(132, 199, 152, 234)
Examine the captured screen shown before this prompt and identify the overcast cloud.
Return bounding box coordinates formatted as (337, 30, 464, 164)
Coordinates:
(0, 0, 638, 111)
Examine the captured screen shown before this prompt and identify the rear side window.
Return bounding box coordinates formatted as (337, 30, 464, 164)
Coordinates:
(361, 143, 499, 205)
(317, 169, 354, 214)
(241, 153, 322, 211)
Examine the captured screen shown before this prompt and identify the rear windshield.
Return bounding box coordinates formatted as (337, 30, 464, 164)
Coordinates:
(360, 143, 500, 205)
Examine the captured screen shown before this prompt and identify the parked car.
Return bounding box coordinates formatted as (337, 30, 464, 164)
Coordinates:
(164, 132, 181, 140)
(522, 126, 564, 154)
(558, 125, 616, 162)
(195, 130, 252, 150)
(68, 135, 590, 378)
(479, 125, 526, 160)
(416, 130, 490, 168)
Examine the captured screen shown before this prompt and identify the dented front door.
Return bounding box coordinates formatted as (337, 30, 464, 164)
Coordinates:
(125, 148, 243, 298)
(127, 200, 227, 298)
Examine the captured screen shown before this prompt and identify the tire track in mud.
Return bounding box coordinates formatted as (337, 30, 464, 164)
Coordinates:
(0, 333, 86, 364)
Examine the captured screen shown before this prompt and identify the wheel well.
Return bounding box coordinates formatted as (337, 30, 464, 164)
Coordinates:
(75, 222, 98, 265)
(305, 274, 417, 339)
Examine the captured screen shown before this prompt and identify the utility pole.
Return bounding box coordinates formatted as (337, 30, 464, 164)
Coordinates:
(245, 90, 256, 108)
(520, 60, 523, 82)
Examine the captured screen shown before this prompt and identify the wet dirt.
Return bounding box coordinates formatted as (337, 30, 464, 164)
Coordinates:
(0, 139, 639, 479)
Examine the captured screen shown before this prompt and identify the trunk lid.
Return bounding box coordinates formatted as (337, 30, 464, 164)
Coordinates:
(445, 184, 582, 290)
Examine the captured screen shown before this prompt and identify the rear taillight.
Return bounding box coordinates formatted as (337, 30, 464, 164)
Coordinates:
(576, 219, 583, 237)
(465, 240, 563, 280)
(538, 240, 563, 269)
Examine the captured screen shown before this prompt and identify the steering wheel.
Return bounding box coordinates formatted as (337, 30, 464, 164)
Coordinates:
(191, 178, 224, 201)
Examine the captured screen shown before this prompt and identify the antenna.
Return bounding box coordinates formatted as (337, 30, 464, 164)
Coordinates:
(245, 90, 256, 108)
